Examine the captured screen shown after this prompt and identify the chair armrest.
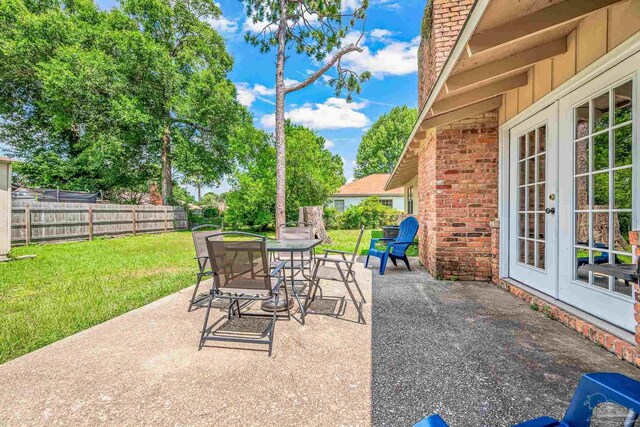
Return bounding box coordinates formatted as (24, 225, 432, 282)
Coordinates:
(270, 260, 287, 277)
(313, 256, 354, 265)
(194, 256, 208, 260)
(324, 249, 352, 255)
(390, 241, 417, 247)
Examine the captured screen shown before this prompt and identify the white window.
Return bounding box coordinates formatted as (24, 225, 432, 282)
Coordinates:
(333, 199, 345, 212)
(380, 199, 393, 208)
(407, 187, 414, 214)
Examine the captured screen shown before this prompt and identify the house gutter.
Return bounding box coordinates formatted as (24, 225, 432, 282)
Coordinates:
(385, 0, 492, 190)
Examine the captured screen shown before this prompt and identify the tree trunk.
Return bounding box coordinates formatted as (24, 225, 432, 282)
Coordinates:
(161, 124, 172, 205)
(196, 181, 201, 203)
(299, 206, 332, 244)
(274, 0, 287, 237)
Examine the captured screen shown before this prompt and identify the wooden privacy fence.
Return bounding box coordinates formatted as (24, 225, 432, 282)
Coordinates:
(10, 202, 188, 246)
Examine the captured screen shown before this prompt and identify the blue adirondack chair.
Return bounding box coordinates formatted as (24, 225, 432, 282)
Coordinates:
(414, 372, 640, 427)
(365, 216, 419, 275)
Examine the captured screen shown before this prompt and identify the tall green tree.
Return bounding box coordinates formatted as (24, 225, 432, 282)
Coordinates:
(0, 0, 243, 203)
(243, 0, 370, 231)
(354, 105, 417, 178)
(120, 0, 243, 203)
(226, 121, 344, 230)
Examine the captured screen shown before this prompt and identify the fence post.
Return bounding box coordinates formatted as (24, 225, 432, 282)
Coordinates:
(164, 207, 168, 232)
(24, 205, 31, 245)
(132, 208, 137, 235)
(88, 205, 93, 240)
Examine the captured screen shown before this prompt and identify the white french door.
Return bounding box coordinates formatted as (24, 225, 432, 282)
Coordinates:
(509, 105, 559, 297)
(558, 52, 639, 332)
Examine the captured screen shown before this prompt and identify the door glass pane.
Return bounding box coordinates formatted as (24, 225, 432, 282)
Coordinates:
(527, 158, 535, 183)
(614, 125, 632, 167)
(614, 80, 633, 125)
(613, 279, 632, 297)
(528, 130, 536, 157)
(614, 212, 632, 253)
(528, 213, 535, 238)
(519, 213, 525, 237)
(575, 248, 589, 283)
(592, 133, 609, 171)
(575, 138, 589, 174)
(593, 173, 609, 208)
(519, 239, 525, 263)
(576, 103, 590, 139)
(537, 213, 545, 239)
(519, 135, 526, 159)
(592, 212, 609, 249)
(537, 243, 545, 270)
(519, 161, 526, 185)
(528, 186, 536, 211)
(538, 154, 546, 181)
(538, 125, 546, 153)
(575, 176, 589, 210)
(614, 168, 632, 209)
(575, 213, 589, 246)
(537, 183, 545, 211)
(527, 240, 535, 266)
(592, 92, 610, 132)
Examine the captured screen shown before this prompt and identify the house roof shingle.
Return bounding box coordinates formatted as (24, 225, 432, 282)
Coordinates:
(333, 174, 404, 197)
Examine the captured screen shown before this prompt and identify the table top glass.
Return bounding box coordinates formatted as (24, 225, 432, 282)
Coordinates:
(266, 239, 323, 252)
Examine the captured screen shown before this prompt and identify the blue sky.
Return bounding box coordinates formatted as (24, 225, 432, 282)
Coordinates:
(3, 0, 424, 196)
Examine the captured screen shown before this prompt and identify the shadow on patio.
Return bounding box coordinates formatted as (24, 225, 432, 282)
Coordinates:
(370, 259, 640, 426)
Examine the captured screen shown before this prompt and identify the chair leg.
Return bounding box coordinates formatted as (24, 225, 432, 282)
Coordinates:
(351, 272, 367, 304)
(283, 277, 291, 320)
(268, 292, 279, 356)
(199, 291, 215, 350)
(189, 270, 204, 312)
(364, 254, 370, 268)
(401, 256, 411, 271)
(337, 269, 366, 324)
(390, 256, 398, 267)
(379, 253, 388, 275)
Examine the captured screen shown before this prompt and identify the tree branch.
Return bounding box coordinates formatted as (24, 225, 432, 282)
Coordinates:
(284, 43, 363, 94)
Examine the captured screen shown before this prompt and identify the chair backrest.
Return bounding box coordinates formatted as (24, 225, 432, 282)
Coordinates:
(392, 216, 419, 256)
(191, 224, 222, 269)
(279, 222, 314, 241)
(205, 232, 271, 292)
(349, 225, 366, 263)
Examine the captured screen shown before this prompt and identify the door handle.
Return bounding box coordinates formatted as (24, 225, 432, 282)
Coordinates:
(545, 207, 556, 214)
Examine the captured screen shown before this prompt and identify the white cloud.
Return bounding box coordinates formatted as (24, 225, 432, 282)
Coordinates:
(284, 78, 300, 87)
(260, 97, 370, 130)
(341, 35, 419, 78)
(253, 84, 275, 96)
(370, 28, 394, 39)
(324, 139, 335, 149)
(208, 16, 238, 34)
(235, 83, 255, 107)
(235, 82, 276, 107)
(206, 3, 238, 34)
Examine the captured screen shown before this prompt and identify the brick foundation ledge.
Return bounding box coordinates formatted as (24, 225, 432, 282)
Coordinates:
(496, 278, 640, 368)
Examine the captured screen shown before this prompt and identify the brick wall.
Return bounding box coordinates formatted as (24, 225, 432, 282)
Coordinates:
(418, 0, 474, 109)
(490, 219, 500, 284)
(417, 112, 499, 281)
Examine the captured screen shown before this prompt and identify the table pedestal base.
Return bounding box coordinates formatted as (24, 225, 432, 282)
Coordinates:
(261, 297, 294, 312)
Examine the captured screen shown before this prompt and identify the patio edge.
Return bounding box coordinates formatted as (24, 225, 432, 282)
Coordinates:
(496, 278, 640, 369)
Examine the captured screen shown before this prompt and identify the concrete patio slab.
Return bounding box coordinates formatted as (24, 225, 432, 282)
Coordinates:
(0, 265, 373, 426)
(370, 260, 640, 427)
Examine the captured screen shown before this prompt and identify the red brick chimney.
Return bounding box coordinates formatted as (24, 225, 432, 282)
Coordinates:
(418, 0, 474, 109)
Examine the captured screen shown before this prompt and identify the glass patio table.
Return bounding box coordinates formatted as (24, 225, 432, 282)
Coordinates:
(261, 238, 323, 323)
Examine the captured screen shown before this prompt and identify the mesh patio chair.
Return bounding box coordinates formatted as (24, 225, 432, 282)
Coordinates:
(199, 232, 287, 356)
(305, 225, 367, 324)
(275, 221, 315, 277)
(188, 224, 223, 311)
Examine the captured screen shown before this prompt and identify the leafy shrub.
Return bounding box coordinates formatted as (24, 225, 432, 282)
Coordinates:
(339, 196, 401, 229)
(324, 207, 341, 229)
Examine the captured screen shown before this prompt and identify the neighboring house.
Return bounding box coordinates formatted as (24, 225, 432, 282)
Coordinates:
(387, 0, 640, 366)
(328, 174, 404, 212)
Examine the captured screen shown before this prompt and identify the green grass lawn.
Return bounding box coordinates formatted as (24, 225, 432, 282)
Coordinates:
(0, 229, 418, 363)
